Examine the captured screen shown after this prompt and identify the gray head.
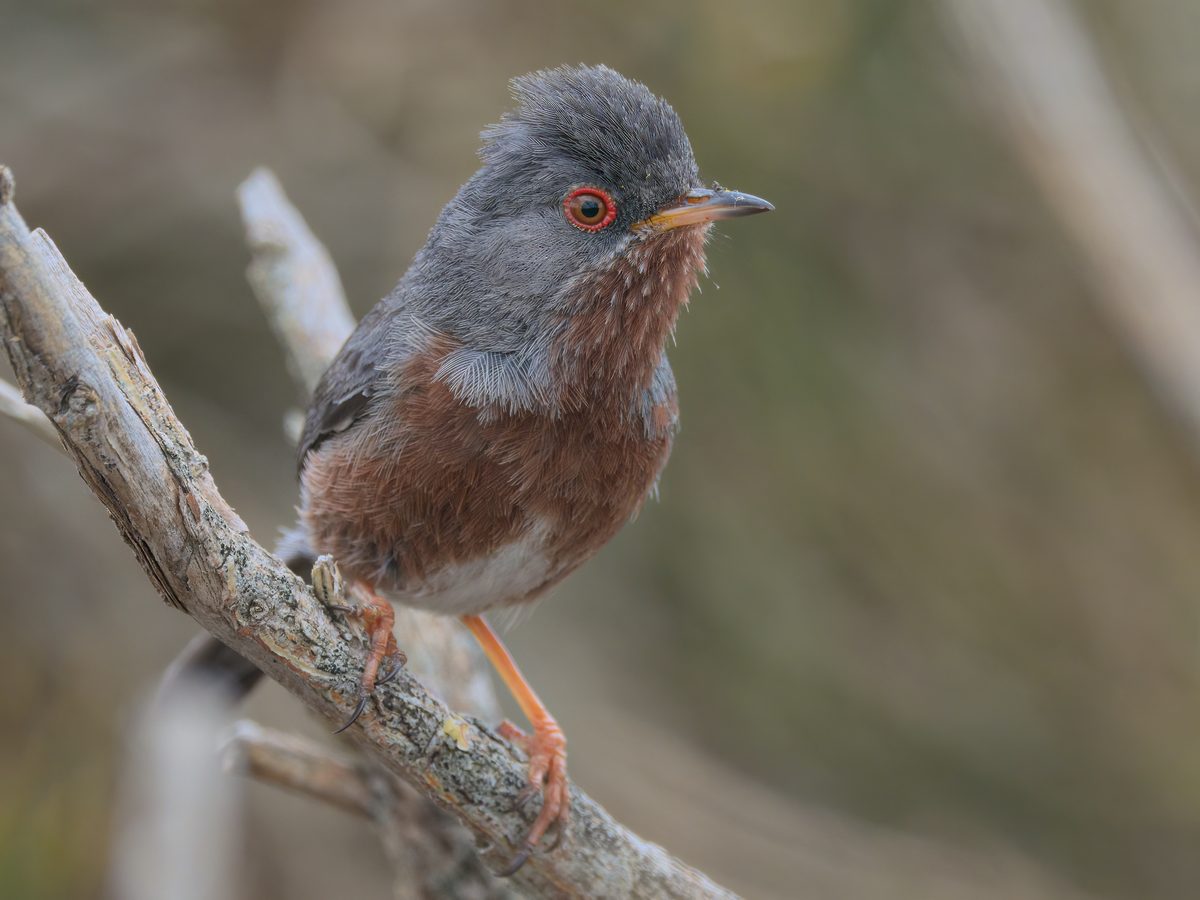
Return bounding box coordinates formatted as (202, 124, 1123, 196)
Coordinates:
(477, 65, 703, 238)
(401, 67, 701, 336)
(383, 65, 769, 413)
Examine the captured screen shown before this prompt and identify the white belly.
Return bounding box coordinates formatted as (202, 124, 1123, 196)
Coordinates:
(382, 522, 556, 616)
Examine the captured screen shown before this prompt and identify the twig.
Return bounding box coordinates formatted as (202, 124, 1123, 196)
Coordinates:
(237, 167, 358, 399)
(0, 167, 740, 899)
(939, 0, 1200, 447)
(220, 721, 518, 900)
(219, 719, 374, 818)
(0, 375, 64, 453)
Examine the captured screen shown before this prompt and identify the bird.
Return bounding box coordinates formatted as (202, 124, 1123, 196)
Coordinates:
(285, 64, 771, 875)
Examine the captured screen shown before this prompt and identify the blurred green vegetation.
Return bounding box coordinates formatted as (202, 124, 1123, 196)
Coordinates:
(6, 0, 1200, 898)
(0, 650, 113, 899)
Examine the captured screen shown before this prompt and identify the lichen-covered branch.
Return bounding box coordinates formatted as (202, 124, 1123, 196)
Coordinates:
(0, 165, 740, 900)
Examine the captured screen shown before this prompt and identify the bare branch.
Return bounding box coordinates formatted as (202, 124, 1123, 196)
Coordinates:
(939, 0, 1200, 447)
(237, 167, 358, 399)
(113, 678, 242, 900)
(0, 168, 741, 899)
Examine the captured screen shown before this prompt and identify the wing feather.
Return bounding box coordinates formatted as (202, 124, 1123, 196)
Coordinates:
(297, 303, 395, 472)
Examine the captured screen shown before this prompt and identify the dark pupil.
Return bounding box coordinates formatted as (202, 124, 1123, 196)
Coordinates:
(580, 198, 602, 220)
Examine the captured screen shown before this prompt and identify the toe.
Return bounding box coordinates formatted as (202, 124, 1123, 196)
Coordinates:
(376, 651, 407, 686)
(503, 763, 567, 875)
(499, 721, 569, 874)
(495, 719, 529, 744)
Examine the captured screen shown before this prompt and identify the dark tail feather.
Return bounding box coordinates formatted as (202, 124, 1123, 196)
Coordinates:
(158, 632, 265, 705)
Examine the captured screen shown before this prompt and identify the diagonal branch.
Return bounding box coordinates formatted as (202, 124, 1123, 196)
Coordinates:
(0, 164, 740, 900)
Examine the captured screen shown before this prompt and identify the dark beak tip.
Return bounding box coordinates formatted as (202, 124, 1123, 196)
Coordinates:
(722, 190, 773, 216)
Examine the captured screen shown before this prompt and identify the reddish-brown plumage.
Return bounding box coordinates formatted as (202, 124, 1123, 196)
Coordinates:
(299, 224, 706, 611)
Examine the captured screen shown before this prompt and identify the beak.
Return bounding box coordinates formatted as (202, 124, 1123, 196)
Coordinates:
(638, 187, 774, 231)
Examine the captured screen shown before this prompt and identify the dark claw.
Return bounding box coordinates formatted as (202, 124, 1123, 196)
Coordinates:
(334, 694, 369, 733)
(544, 821, 564, 854)
(511, 782, 539, 812)
(327, 604, 356, 614)
(377, 660, 402, 686)
(498, 847, 532, 878)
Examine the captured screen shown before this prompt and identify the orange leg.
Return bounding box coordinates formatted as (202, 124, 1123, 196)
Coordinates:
(330, 582, 406, 733)
(460, 613, 569, 875)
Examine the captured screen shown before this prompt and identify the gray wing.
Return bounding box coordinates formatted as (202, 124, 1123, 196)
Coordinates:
(296, 302, 395, 473)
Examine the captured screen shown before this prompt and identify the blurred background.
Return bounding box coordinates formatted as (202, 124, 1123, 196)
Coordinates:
(5, 0, 1200, 898)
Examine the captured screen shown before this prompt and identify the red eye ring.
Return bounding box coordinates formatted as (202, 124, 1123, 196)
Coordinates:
(564, 187, 617, 231)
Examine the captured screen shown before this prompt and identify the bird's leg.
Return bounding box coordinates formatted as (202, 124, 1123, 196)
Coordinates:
(459, 613, 569, 875)
(322, 576, 406, 732)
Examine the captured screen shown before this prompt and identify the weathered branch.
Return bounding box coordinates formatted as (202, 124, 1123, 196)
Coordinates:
(0, 166, 739, 900)
(939, 0, 1200, 447)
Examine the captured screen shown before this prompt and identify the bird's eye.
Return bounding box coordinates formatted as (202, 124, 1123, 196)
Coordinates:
(565, 188, 617, 231)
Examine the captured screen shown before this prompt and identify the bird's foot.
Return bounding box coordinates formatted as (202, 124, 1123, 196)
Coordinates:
(316, 574, 406, 733)
(494, 717, 570, 875)
(332, 643, 406, 734)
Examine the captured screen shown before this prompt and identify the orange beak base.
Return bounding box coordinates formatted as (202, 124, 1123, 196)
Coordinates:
(638, 188, 773, 231)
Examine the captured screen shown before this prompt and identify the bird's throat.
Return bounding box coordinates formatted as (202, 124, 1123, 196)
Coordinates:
(553, 225, 707, 405)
